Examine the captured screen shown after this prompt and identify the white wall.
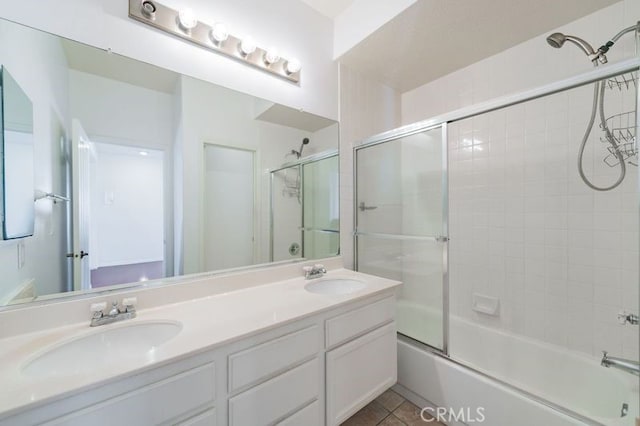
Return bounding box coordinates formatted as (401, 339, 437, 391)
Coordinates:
(90, 144, 164, 268)
(338, 63, 401, 268)
(401, 1, 640, 360)
(0, 19, 70, 299)
(0, 0, 338, 121)
(68, 70, 174, 149)
(68, 69, 175, 276)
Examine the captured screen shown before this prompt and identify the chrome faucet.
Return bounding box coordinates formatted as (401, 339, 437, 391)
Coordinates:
(303, 264, 327, 280)
(601, 351, 640, 376)
(90, 297, 137, 327)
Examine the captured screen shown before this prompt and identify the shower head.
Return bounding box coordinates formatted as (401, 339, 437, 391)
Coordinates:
(298, 138, 310, 158)
(291, 138, 310, 159)
(546, 33, 566, 49)
(546, 32, 597, 58)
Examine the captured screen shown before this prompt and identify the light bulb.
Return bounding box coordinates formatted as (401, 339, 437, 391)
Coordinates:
(210, 23, 229, 44)
(264, 47, 280, 65)
(285, 58, 301, 74)
(178, 8, 198, 30)
(240, 37, 256, 56)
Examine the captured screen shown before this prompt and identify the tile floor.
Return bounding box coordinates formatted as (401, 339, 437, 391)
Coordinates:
(341, 389, 446, 426)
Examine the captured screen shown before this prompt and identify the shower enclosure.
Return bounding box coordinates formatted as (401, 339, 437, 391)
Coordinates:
(355, 58, 639, 424)
(271, 151, 339, 262)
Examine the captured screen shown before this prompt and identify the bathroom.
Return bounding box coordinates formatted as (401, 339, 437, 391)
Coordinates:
(0, 0, 637, 425)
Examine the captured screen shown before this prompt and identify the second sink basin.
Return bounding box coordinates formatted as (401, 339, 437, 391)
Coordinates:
(22, 320, 182, 378)
(305, 278, 366, 295)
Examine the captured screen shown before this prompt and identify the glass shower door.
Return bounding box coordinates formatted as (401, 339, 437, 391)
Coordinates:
(270, 165, 303, 262)
(355, 125, 448, 350)
(302, 155, 340, 259)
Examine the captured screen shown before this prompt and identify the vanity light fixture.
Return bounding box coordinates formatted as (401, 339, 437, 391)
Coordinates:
(210, 23, 229, 44)
(177, 8, 198, 31)
(141, 0, 157, 19)
(285, 58, 301, 75)
(239, 37, 256, 56)
(264, 47, 280, 66)
(128, 0, 301, 83)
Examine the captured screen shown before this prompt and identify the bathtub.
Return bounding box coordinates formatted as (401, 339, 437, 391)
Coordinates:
(395, 300, 639, 426)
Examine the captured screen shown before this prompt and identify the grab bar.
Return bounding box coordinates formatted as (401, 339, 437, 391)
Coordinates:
(601, 351, 640, 376)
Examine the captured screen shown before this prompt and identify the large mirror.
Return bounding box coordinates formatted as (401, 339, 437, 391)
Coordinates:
(0, 67, 35, 240)
(0, 17, 339, 306)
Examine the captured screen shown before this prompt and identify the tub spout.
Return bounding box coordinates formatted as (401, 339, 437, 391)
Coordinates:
(601, 351, 640, 376)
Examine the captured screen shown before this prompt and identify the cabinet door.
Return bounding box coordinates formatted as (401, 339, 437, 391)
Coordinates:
(326, 322, 397, 426)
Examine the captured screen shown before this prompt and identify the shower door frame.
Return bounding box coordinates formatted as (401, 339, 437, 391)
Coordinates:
(269, 149, 340, 262)
(353, 57, 640, 355)
(352, 56, 640, 425)
(353, 122, 450, 354)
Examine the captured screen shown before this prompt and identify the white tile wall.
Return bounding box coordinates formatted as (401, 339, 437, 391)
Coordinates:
(400, 1, 639, 359)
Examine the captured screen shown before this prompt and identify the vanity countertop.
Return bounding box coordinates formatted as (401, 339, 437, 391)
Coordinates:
(0, 267, 400, 417)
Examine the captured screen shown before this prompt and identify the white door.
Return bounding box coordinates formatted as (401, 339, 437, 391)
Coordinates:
(71, 120, 92, 291)
(203, 144, 255, 271)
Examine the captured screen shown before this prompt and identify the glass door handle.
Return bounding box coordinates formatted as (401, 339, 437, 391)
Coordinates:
(66, 251, 89, 259)
(358, 201, 378, 212)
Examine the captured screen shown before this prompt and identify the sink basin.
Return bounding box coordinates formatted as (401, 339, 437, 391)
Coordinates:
(22, 320, 182, 378)
(304, 278, 366, 295)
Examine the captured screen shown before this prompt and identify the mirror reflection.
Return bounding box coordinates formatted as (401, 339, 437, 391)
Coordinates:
(0, 17, 339, 306)
(270, 153, 339, 262)
(1, 67, 35, 240)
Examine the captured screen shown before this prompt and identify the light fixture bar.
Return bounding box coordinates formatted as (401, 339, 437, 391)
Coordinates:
(128, 0, 301, 84)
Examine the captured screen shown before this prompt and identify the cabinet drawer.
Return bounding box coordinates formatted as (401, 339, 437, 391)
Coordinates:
(326, 296, 395, 349)
(228, 325, 319, 393)
(229, 358, 320, 426)
(45, 362, 216, 426)
(277, 401, 321, 426)
(177, 409, 216, 426)
(326, 322, 397, 426)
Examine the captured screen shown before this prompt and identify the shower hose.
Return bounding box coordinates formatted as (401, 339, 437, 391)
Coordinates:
(578, 64, 627, 191)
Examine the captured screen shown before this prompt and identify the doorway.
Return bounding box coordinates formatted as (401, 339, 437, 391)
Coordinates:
(203, 143, 256, 271)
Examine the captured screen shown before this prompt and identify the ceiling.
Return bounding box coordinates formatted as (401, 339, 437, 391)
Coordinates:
(338, 0, 619, 92)
(299, 0, 356, 19)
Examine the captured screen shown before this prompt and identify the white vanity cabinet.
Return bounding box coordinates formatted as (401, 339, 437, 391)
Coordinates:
(1, 292, 396, 426)
(4, 351, 218, 426)
(325, 296, 397, 426)
(226, 324, 324, 426)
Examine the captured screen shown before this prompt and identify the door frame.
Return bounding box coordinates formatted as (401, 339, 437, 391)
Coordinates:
(352, 122, 449, 355)
(201, 142, 258, 270)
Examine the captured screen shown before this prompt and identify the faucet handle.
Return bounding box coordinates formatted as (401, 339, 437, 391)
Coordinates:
(90, 302, 106, 317)
(122, 297, 137, 313)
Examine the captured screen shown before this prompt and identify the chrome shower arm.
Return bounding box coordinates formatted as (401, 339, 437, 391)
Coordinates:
(609, 22, 639, 43)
